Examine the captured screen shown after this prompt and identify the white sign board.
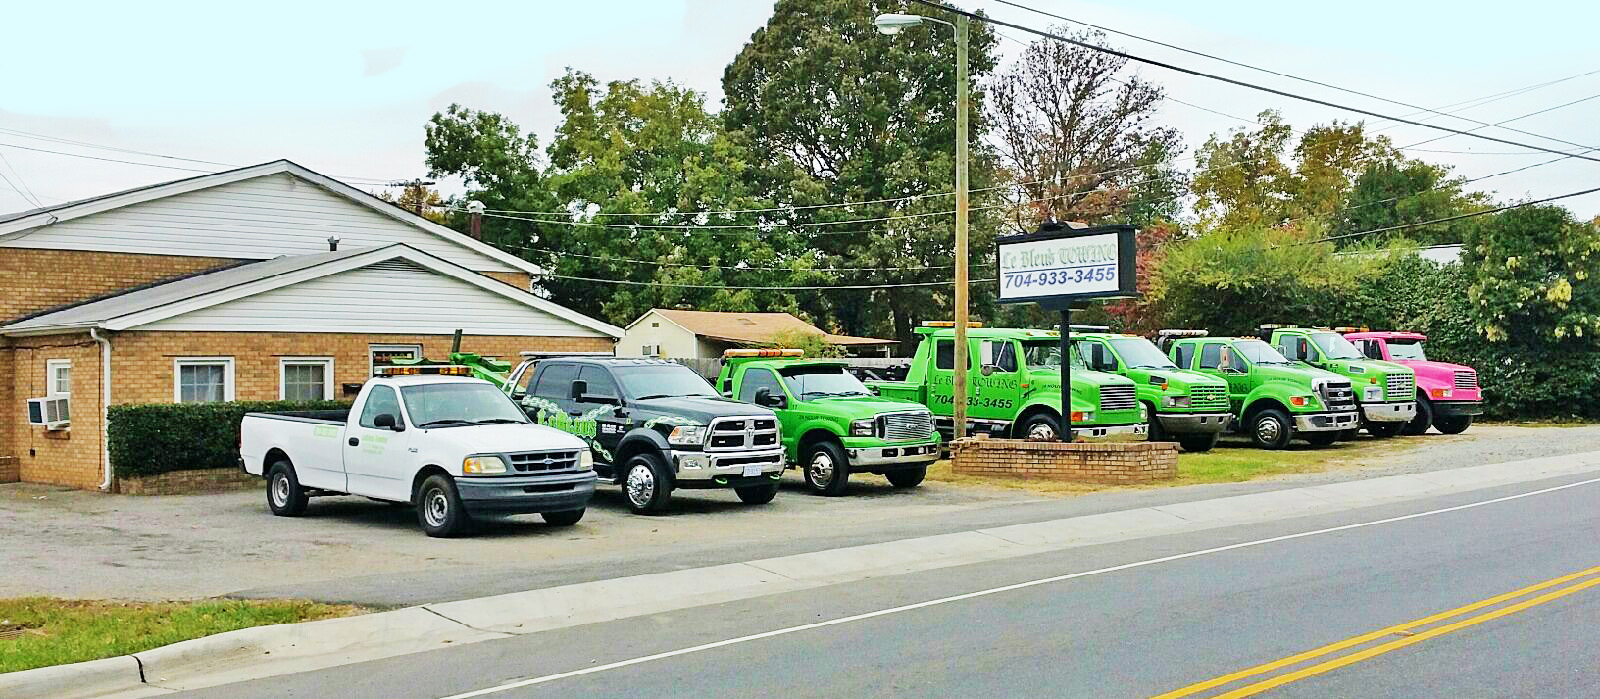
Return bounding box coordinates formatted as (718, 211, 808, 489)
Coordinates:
(996, 227, 1134, 305)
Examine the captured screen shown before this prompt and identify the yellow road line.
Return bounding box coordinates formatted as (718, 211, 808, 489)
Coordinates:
(1152, 565, 1600, 699)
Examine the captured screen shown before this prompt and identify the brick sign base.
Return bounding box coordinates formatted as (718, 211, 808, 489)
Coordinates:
(116, 468, 259, 496)
(951, 438, 1178, 484)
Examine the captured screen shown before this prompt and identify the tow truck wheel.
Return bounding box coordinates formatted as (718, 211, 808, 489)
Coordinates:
(1367, 421, 1405, 438)
(417, 474, 471, 537)
(622, 452, 673, 514)
(541, 508, 585, 526)
(803, 441, 852, 496)
(1302, 431, 1339, 447)
(1249, 409, 1293, 450)
(1433, 415, 1473, 435)
(1018, 413, 1063, 442)
(1403, 397, 1434, 436)
(885, 466, 926, 488)
(1144, 403, 1168, 443)
(266, 461, 308, 517)
(1176, 433, 1219, 453)
(735, 483, 780, 504)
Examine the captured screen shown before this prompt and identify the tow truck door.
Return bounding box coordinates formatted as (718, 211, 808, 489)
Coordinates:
(971, 339, 1023, 422)
(572, 365, 628, 471)
(1195, 342, 1250, 412)
(342, 384, 413, 502)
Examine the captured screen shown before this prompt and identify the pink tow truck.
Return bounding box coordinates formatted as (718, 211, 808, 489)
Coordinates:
(1342, 330, 1482, 435)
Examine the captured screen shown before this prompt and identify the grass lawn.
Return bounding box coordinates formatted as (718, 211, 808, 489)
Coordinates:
(0, 597, 358, 674)
(926, 435, 1422, 496)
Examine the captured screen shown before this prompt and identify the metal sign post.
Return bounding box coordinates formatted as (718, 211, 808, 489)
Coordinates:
(995, 222, 1138, 442)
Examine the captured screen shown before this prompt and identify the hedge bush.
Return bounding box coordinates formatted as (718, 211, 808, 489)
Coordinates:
(108, 401, 351, 478)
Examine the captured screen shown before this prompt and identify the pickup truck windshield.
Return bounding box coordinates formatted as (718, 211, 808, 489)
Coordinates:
(1109, 338, 1177, 369)
(780, 365, 871, 398)
(1022, 340, 1085, 370)
(617, 365, 721, 400)
(1234, 339, 1294, 365)
(1310, 332, 1365, 360)
(1387, 339, 1427, 360)
(401, 383, 529, 427)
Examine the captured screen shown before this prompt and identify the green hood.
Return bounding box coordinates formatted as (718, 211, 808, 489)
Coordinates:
(800, 394, 930, 420)
(1130, 368, 1227, 391)
(1252, 363, 1333, 388)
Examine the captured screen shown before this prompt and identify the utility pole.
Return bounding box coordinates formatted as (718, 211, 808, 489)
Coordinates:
(388, 178, 436, 217)
(952, 13, 971, 440)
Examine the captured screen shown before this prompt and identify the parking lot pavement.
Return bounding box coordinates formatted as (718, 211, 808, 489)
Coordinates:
(4, 424, 1595, 607)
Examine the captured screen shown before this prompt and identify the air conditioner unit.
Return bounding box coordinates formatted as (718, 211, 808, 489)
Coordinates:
(27, 397, 70, 430)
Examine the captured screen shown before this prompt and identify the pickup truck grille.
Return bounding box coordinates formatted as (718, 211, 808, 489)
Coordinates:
(1099, 385, 1138, 412)
(1385, 373, 1415, 401)
(1319, 380, 1356, 411)
(1187, 385, 1229, 411)
(881, 412, 934, 441)
(507, 450, 584, 474)
(706, 416, 780, 452)
(1454, 371, 1478, 389)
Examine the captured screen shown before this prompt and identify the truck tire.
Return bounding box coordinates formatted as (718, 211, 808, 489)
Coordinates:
(1403, 397, 1434, 436)
(1433, 415, 1473, 435)
(267, 461, 308, 517)
(1338, 429, 1360, 441)
(1303, 431, 1339, 447)
(1249, 409, 1293, 450)
(541, 508, 585, 526)
(1367, 421, 1405, 438)
(1144, 402, 1168, 443)
(417, 474, 471, 537)
(1017, 413, 1063, 442)
(735, 483, 780, 504)
(1177, 433, 1219, 453)
(802, 441, 852, 496)
(885, 466, 926, 488)
(622, 452, 673, 514)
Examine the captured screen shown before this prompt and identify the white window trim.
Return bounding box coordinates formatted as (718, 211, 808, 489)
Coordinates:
(279, 357, 334, 401)
(173, 357, 236, 403)
(46, 359, 71, 398)
(369, 344, 423, 376)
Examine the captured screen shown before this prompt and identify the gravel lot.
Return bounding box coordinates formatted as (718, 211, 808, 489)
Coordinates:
(3, 423, 1595, 604)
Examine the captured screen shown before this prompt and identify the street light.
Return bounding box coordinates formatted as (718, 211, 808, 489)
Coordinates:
(874, 10, 972, 441)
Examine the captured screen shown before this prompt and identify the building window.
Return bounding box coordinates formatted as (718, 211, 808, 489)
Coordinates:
(46, 360, 71, 397)
(280, 358, 334, 401)
(370, 344, 423, 376)
(175, 358, 234, 403)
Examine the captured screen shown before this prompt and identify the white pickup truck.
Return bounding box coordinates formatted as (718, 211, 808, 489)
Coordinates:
(240, 373, 597, 537)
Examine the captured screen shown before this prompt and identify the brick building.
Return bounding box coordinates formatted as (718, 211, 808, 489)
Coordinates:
(0, 160, 621, 490)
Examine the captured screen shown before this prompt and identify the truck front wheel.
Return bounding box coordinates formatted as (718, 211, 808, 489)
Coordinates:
(1302, 431, 1339, 447)
(1433, 415, 1473, 435)
(1403, 397, 1434, 436)
(1249, 409, 1293, 450)
(622, 452, 673, 514)
(885, 466, 926, 488)
(803, 441, 852, 496)
(267, 461, 308, 517)
(1017, 413, 1063, 442)
(1177, 433, 1219, 453)
(735, 483, 780, 504)
(1144, 403, 1168, 442)
(417, 474, 471, 537)
(1367, 421, 1405, 438)
(541, 509, 585, 526)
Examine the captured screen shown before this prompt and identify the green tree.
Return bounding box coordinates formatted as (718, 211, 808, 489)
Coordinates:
(1333, 159, 1487, 247)
(1464, 205, 1600, 343)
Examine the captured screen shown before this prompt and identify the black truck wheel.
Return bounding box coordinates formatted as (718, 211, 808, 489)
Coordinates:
(622, 452, 673, 514)
(1177, 433, 1219, 453)
(1017, 412, 1063, 442)
(735, 483, 780, 504)
(267, 461, 308, 517)
(541, 508, 585, 526)
(802, 441, 852, 496)
(1302, 431, 1340, 447)
(1249, 409, 1293, 450)
(1367, 421, 1405, 438)
(885, 466, 926, 488)
(1403, 397, 1434, 436)
(1144, 403, 1168, 443)
(417, 474, 471, 537)
(1433, 415, 1473, 435)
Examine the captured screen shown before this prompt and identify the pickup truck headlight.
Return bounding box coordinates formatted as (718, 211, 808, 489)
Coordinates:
(850, 419, 876, 437)
(1161, 395, 1190, 408)
(579, 449, 594, 470)
(462, 455, 509, 475)
(668, 425, 707, 446)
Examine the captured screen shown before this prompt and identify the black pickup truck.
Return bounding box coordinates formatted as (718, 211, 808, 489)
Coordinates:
(505, 357, 786, 514)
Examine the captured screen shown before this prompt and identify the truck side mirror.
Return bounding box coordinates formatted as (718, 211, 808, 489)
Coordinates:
(374, 413, 403, 431)
(569, 379, 588, 401)
(754, 387, 787, 409)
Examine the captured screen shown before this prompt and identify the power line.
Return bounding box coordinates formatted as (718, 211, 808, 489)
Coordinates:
(981, 0, 1599, 154)
(0, 127, 401, 185)
(1301, 185, 1600, 245)
(0, 141, 216, 173)
(499, 242, 996, 272)
(917, 0, 1600, 163)
(540, 274, 986, 290)
(0, 151, 42, 208)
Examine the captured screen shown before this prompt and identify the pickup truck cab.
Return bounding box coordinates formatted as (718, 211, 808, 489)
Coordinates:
(715, 349, 940, 495)
(240, 371, 597, 537)
(1162, 333, 1360, 449)
(1070, 328, 1232, 452)
(1263, 326, 1418, 438)
(1343, 330, 1483, 434)
(868, 324, 1146, 442)
(506, 357, 786, 514)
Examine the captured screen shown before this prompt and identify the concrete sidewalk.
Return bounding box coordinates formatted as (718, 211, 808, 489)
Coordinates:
(6, 449, 1598, 699)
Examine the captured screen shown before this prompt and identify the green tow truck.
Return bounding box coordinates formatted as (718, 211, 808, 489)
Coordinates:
(1261, 326, 1418, 438)
(1160, 331, 1361, 449)
(1069, 327, 1233, 452)
(868, 323, 1147, 442)
(715, 349, 940, 495)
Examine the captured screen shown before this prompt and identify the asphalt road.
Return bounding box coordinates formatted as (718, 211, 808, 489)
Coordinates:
(174, 471, 1600, 698)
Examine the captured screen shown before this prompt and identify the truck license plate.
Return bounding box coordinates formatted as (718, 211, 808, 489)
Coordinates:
(742, 464, 764, 477)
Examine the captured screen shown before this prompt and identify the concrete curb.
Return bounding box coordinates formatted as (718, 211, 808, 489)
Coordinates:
(5, 452, 1598, 698)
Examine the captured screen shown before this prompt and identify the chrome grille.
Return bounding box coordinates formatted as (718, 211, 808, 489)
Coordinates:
(706, 416, 781, 452)
(881, 412, 934, 441)
(1187, 385, 1229, 411)
(1385, 373, 1415, 401)
(507, 450, 583, 473)
(1454, 371, 1478, 389)
(1099, 384, 1138, 412)
(1319, 380, 1357, 411)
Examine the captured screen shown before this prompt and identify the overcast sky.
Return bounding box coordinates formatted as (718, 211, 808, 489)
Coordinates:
(2, 0, 1596, 219)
